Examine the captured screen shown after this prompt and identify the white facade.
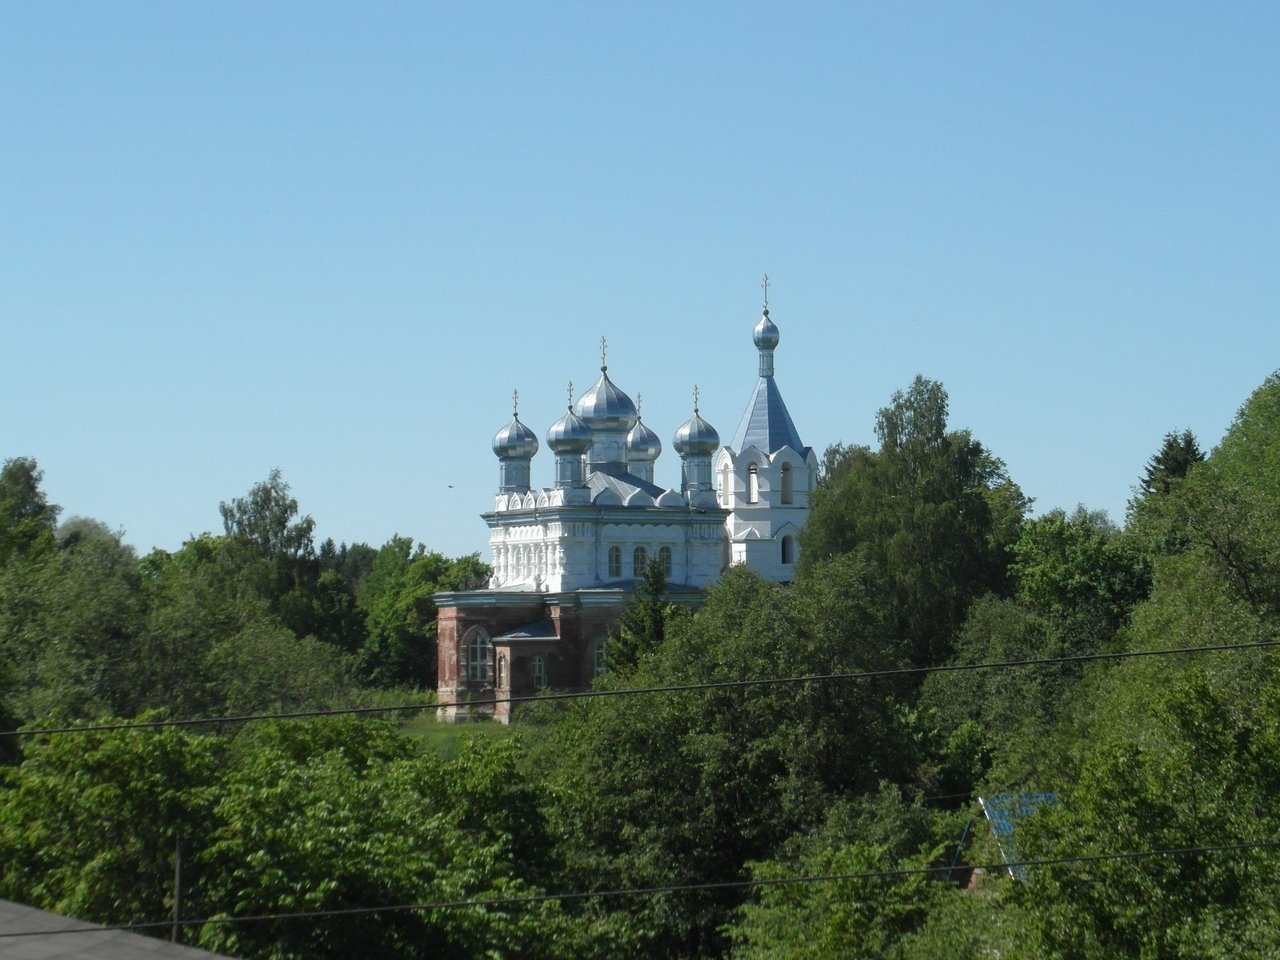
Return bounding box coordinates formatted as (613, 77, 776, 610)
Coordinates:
(486, 301, 812, 591)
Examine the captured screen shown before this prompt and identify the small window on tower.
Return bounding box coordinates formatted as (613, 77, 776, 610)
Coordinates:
(781, 463, 793, 504)
(748, 464, 759, 504)
(781, 535, 795, 565)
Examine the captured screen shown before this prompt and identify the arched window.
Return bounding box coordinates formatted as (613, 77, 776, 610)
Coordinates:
(593, 639, 608, 678)
(607, 545, 621, 578)
(464, 628, 492, 684)
(781, 463, 793, 504)
(633, 546, 647, 577)
(720, 465, 731, 505)
(531, 655, 548, 690)
(781, 535, 795, 565)
(658, 545, 673, 577)
(748, 464, 759, 504)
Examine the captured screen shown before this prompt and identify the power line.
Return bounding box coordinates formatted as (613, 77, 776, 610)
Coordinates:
(3, 638, 1277, 739)
(3, 839, 1278, 940)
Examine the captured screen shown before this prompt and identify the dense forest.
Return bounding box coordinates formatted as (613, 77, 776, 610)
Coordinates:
(3, 370, 1280, 958)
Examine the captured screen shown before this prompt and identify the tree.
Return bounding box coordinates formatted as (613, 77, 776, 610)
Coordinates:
(1138, 428, 1205, 499)
(196, 720, 576, 960)
(0, 524, 143, 721)
(0, 722, 223, 927)
(0, 457, 59, 565)
(800, 376, 1027, 668)
(219, 470, 328, 641)
(1011, 506, 1150, 646)
(608, 557, 671, 675)
(530, 561, 922, 957)
(356, 537, 489, 687)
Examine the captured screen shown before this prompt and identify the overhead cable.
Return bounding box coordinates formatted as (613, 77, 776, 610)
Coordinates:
(3, 638, 1277, 739)
(3, 839, 1278, 940)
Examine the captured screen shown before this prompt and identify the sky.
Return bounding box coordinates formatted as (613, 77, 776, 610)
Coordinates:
(3, 2, 1278, 559)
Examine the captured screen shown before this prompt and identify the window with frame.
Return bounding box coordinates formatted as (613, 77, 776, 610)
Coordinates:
(607, 545, 622, 578)
(748, 464, 759, 503)
(658, 545, 673, 577)
(465, 628, 493, 684)
(781, 463, 793, 504)
(632, 546, 647, 577)
(531, 654, 548, 689)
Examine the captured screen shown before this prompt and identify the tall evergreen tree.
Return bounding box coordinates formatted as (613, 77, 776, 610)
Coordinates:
(1138, 428, 1205, 498)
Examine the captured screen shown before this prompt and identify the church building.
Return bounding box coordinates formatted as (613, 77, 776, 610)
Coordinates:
(435, 290, 819, 721)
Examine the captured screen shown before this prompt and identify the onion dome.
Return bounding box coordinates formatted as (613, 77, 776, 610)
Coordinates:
(493, 414, 538, 459)
(674, 389, 720, 456)
(575, 340, 638, 432)
(626, 416, 662, 462)
(493, 391, 538, 459)
(753, 306, 780, 351)
(548, 404, 593, 455)
(575, 368, 638, 432)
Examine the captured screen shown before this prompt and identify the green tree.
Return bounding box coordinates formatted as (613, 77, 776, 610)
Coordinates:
(1138, 428, 1205, 499)
(0, 722, 222, 927)
(608, 557, 671, 675)
(0, 525, 143, 721)
(1017, 671, 1280, 959)
(197, 720, 576, 960)
(356, 537, 489, 687)
(800, 376, 1027, 668)
(531, 562, 919, 957)
(219, 470, 330, 641)
(0, 457, 58, 565)
(1012, 506, 1150, 646)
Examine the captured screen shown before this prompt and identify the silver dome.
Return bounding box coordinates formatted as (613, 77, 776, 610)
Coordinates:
(547, 406, 594, 454)
(575, 366, 638, 432)
(753, 307, 780, 350)
(493, 415, 539, 459)
(626, 416, 662, 462)
(674, 409, 720, 456)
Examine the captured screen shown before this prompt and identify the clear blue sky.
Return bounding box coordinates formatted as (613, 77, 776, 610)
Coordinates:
(3, 2, 1278, 558)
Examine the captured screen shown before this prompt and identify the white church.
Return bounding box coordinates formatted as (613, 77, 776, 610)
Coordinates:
(435, 290, 819, 720)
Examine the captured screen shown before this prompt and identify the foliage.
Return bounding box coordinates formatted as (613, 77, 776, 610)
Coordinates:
(355, 536, 489, 687)
(1017, 670, 1280, 959)
(0, 722, 222, 925)
(800, 376, 1027, 668)
(0, 525, 143, 720)
(608, 557, 671, 675)
(730, 790, 946, 959)
(0, 717, 587, 959)
(0, 457, 59, 566)
(1136, 428, 1205, 500)
(197, 720, 573, 960)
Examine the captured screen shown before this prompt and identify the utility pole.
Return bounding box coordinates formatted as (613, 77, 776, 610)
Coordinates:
(172, 828, 185, 944)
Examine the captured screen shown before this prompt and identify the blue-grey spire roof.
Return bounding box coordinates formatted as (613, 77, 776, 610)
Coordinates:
(729, 305, 806, 455)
